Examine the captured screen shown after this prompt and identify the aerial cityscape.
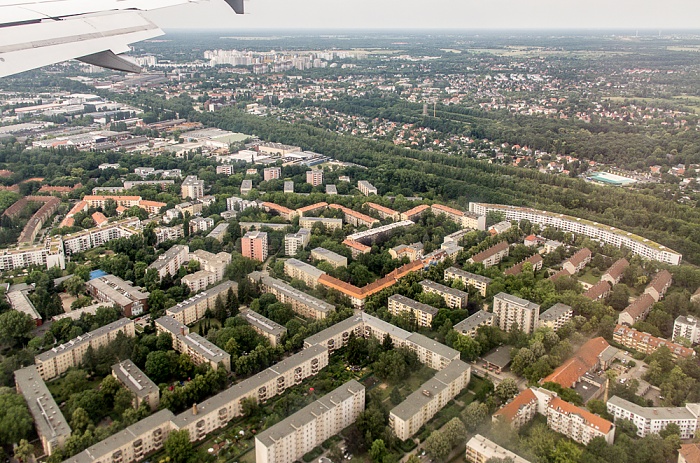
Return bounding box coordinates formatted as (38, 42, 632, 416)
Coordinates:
(1, 2, 700, 463)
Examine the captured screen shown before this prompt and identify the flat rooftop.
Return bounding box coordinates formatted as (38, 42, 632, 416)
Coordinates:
(112, 360, 158, 399)
(240, 308, 287, 337)
(15, 366, 71, 442)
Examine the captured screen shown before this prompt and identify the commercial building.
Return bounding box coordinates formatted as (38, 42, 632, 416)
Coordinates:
(86, 274, 149, 317)
(250, 272, 334, 319)
(538, 303, 573, 332)
(63, 410, 174, 463)
(242, 230, 268, 262)
(469, 203, 682, 265)
(285, 228, 311, 256)
(156, 316, 231, 372)
(299, 216, 343, 231)
(264, 167, 281, 181)
(467, 241, 510, 268)
(444, 267, 492, 297)
(466, 435, 531, 463)
(15, 366, 71, 456)
(673, 315, 700, 344)
(166, 281, 235, 325)
(239, 309, 287, 348)
(493, 292, 540, 334)
(607, 396, 700, 439)
(420, 279, 468, 309)
(546, 397, 615, 445)
(148, 245, 189, 280)
(6, 289, 42, 325)
(181, 175, 205, 199)
(255, 380, 365, 463)
(306, 169, 324, 186)
(357, 180, 378, 196)
(112, 360, 160, 411)
(389, 360, 470, 440)
(613, 325, 695, 359)
(454, 311, 496, 338)
(311, 247, 348, 268)
(388, 294, 439, 328)
(284, 258, 326, 289)
(35, 319, 136, 380)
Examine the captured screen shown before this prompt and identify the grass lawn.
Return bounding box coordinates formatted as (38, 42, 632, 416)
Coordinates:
(576, 268, 600, 286)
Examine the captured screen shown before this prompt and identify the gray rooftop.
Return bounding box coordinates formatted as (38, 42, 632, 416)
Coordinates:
(303, 315, 364, 347)
(6, 289, 41, 320)
(207, 223, 230, 239)
(494, 292, 540, 311)
(36, 318, 134, 362)
(86, 274, 149, 307)
(482, 346, 513, 369)
(148, 245, 189, 271)
(166, 281, 235, 316)
(607, 396, 700, 421)
(676, 315, 700, 328)
(539, 303, 573, 322)
(361, 312, 412, 342)
(454, 311, 496, 334)
(285, 258, 326, 280)
(63, 410, 175, 463)
(111, 360, 158, 399)
(240, 308, 287, 338)
(445, 267, 493, 284)
(311, 247, 347, 265)
(389, 294, 439, 316)
(420, 279, 468, 299)
(14, 366, 71, 444)
(258, 274, 334, 314)
(407, 332, 460, 360)
(256, 380, 364, 447)
(156, 316, 228, 363)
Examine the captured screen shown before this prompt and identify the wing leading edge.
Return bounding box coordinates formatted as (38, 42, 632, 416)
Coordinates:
(0, 0, 244, 78)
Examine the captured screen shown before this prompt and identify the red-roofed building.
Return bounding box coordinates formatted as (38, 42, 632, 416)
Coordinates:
(524, 235, 543, 247)
(563, 248, 592, 275)
(296, 202, 328, 217)
(601, 258, 629, 286)
(139, 200, 166, 215)
(493, 389, 539, 428)
(262, 202, 298, 221)
(400, 204, 430, 222)
(91, 212, 108, 227)
(613, 324, 695, 359)
(342, 239, 371, 258)
(366, 202, 400, 221)
(679, 443, 700, 463)
(549, 268, 571, 282)
(504, 254, 543, 276)
(618, 293, 655, 326)
(541, 337, 612, 389)
(583, 280, 612, 301)
(59, 200, 88, 228)
(329, 204, 379, 228)
(468, 241, 509, 268)
(645, 270, 672, 302)
(546, 397, 615, 445)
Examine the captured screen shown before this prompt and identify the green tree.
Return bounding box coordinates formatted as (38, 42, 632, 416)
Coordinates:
(442, 417, 466, 448)
(0, 311, 35, 346)
(14, 439, 33, 463)
(70, 407, 91, 433)
(63, 275, 86, 297)
(461, 402, 489, 431)
(494, 378, 518, 403)
(425, 430, 451, 462)
(164, 429, 195, 463)
(0, 388, 33, 445)
(369, 439, 387, 463)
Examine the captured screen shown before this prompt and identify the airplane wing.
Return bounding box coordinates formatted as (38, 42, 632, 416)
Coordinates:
(0, 0, 244, 78)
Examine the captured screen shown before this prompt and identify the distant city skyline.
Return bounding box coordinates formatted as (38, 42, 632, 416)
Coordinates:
(147, 0, 700, 30)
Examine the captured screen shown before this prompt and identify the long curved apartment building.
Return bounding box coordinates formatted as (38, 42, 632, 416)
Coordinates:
(469, 203, 682, 265)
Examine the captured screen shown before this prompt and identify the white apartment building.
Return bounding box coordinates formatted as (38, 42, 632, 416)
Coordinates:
(249, 272, 334, 319)
(444, 267, 492, 297)
(454, 311, 496, 338)
(255, 380, 365, 463)
(538, 303, 573, 332)
(284, 228, 311, 256)
(388, 294, 439, 328)
(283, 258, 326, 289)
(35, 319, 136, 380)
(154, 225, 184, 244)
(673, 315, 700, 344)
(239, 309, 287, 348)
(0, 237, 65, 271)
(156, 316, 231, 372)
(607, 396, 700, 439)
(149, 245, 190, 280)
(420, 279, 468, 309)
(469, 203, 682, 265)
(62, 218, 141, 255)
(189, 249, 231, 282)
(390, 360, 470, 440)
(547, 397, 615, 445)
(466, 435, 532, 463)
(181, 175, 205, 199)
(182, 270, 216, 293)
(112, 360, 160, 411)
(357, 180, 378, 196)
(493, 292, 541, 334)
(166, 281, 236, 325)
(190, 217, 214, 233)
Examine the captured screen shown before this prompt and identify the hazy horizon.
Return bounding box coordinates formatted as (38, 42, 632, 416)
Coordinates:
(146, 0, 700, 31)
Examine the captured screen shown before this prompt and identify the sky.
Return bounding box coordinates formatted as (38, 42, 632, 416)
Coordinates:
(147, 0, 700, 30)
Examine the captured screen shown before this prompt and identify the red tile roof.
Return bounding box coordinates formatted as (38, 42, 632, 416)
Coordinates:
(493, 389, 537, 423)
(647, 270, 672, 294)
(318, 260, 423, 301)
(603, 258, 629, 281)
(567, 248, 592, 268)
(547, 397, 613, 434)
(366, 202, 398, 217)
(613, 324, 695, 358)
(432, 203, 464, 217)
(620, 293, 655, 322)
(504, 254, 543, 276)
(470, 241, 509, 263)
(679, 443, 700, 463)
(401, 204, 430, 219)
(549, 268, 572, 281)
(296, 202, 328, 214)
(583, 280, 611, 300)
(541, 337, 609, 388)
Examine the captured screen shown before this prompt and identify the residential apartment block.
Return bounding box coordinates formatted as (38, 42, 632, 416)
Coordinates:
(296, 202, 328, 217)
(673, 315, 700, 344)
(547, 397, 615, 445)
(86, 274, 149, 317)
(242, 230, 268, 262)
(357, 180, 378, 196)
(263, 167, 281, 181)
(329, 204, 379, 228)
(618, 293, 655, 326)
(148, 245, 189, 280)
(601, 258, 629, 285)
(62, 218, 141, 255)
(6, 289, 42, 325)
(156, 316, 231, 372)
(504, 254, 544, 276)
(0, 237, 66, 271)
(607, 396, 700, 439)
(431, 204, 487, 230)
(444, 267, 492, 297)
(298, 216, 343, 231)
(366, 202, 400, 221)
(189, 249, 231, 282)
(35, 319, 136, 380)
(645, 269, 673, 302)
(166, 281, 235, 325)
(255, 380, 365, 463)
(400, 204, 430, 222)
(388, 294, 439, 328)
(284, 228, 311, 256)
(250, 272, 334, 319)
(284, 258, 326, 289)
(613, 324, 695, 359)
(181, 175, 205, 199)
(454, 311, 496, 338)
(189, 217, 214, 234)
(390, 360, 470, 440)
(311, 247, 348, 268)
(420, 279, 468, 309)
(541, 337, 615, 389)
(239, 309, 287, 348)
(493, 292, 540, 334)
(154, 225, 184, 244)
(563, 248, 592, 275)
(493, 387, 556, 429)
(182, 270, 216, 293)
(112, 360, 160, 411)
(15, 366, 71, 456)
(467, 241, 510, 268)
(466, 435, 531, 463)
(538, 303, 573, 332)
(306, 169, 324, 186)
(470, 203, 682, 265)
